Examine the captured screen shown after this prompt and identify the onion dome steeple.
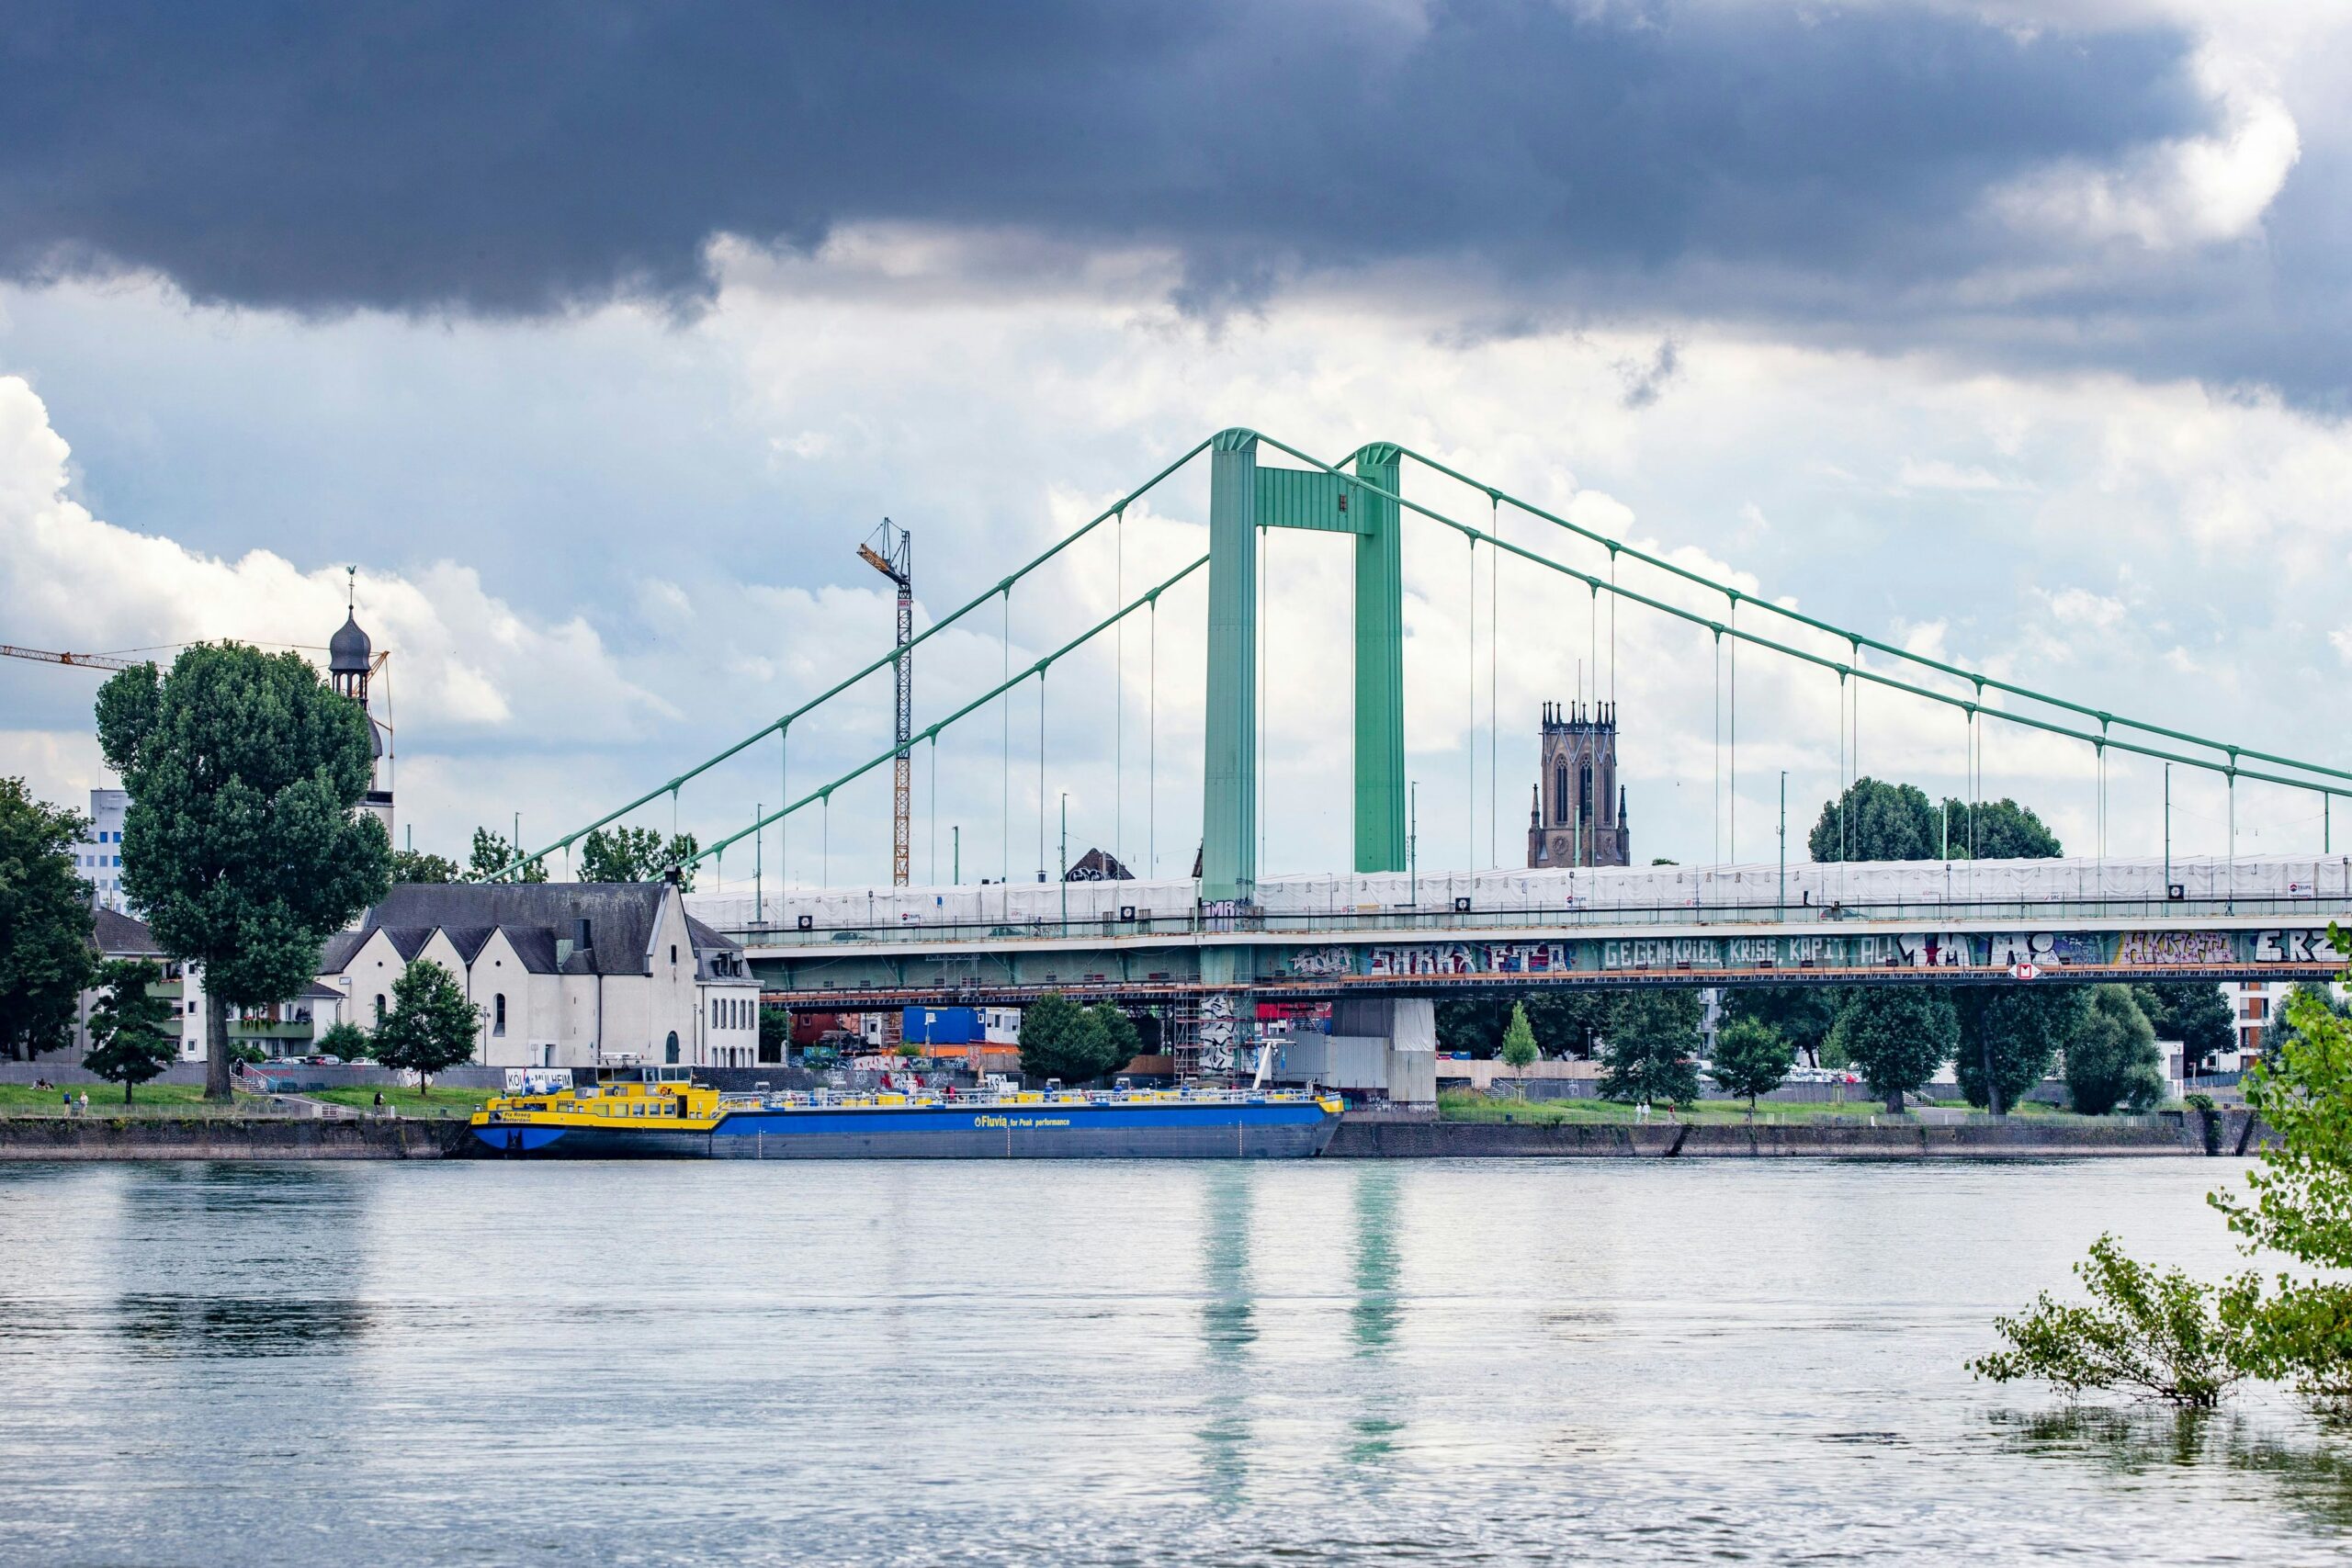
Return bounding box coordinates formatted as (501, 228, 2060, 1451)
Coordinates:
(331, 567, 372, 704)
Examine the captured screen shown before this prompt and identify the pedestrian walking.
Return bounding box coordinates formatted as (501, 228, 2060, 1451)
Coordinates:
(1635, 1099, 1651, 1124)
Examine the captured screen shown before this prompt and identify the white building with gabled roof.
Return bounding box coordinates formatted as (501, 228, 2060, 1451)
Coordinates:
(317, 881, 761, 1070)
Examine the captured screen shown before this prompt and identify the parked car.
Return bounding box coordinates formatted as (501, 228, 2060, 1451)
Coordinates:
(300, 1055, 342, 1066)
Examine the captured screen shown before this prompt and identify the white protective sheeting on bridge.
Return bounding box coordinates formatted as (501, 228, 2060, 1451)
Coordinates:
(690, 853, 2352, 934)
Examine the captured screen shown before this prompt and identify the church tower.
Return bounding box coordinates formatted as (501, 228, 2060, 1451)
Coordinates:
(1528, 701, 1629, 868)
(330, 570, 394, 839)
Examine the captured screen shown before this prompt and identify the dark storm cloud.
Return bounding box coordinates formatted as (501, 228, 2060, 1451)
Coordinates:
(0, 0, 2204, 318)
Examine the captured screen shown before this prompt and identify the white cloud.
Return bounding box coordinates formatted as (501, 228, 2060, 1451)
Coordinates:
(1989, 47, 2301, 250)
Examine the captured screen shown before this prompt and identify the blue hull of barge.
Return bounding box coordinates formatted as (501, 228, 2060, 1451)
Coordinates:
(473, 1100, 1338, 1159)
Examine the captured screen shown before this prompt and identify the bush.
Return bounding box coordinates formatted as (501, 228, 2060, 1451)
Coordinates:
(1973, 1235, 2262, 1407)
(317, 1020, 371, 1063)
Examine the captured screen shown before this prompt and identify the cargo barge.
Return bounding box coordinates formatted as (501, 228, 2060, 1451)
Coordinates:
(471, 1067, 1342, 1159)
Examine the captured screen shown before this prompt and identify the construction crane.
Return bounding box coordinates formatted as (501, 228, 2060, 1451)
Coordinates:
(0, 644, 139, 671)
(856, 519, 915, 886)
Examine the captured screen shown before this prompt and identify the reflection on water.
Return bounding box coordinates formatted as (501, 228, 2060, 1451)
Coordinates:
(114, 1292, 371, 1354)
(2002, 1406, 2352, 1536)
(0, 1157, 2346, 1565)
(1195, 1164, 1255, 1505)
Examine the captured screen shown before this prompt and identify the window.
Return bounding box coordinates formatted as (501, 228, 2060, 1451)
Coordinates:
(664, 1031, 680, 1065)
(493, 994, 507, 1036)
(1579, 762, 1594, 822)
(1553, 763, 1568, 826)
(671, 944, 678, 965)
(374, 994, 386, 1024)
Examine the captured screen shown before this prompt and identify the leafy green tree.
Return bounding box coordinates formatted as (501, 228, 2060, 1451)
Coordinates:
(1937, 797, 2064, 860)
(1091, 1005, 1143, 1078)
(2132, 981, 2237, 1079)
(0, 779, 96, 1061)
(1600, 988, 1703, 1105)
(578, 826, 699, 890)
(1017, 992, 1102, 1082)
(82, 958, 179, 1103)
(1710, 1015, 1794, 1116)
(317, 1020, 371, 1062)
(468, 828, 548, 883)
(1972, 1235, 2262, 1406)
(1523, 990, 1611, 1058)
(1720, 987, 1843, 1066)
(1835, 987, 1957, 1113)
(1954, 986, 2087, 1115)
(1809, 777, 2062, 863)
(2263, 982, 2351, 1061)
(96, 646, 392, 1100)
(1498, 1001, 1539, 1083)
(371, 959, 481, 1094)
(1808, 777, 1939, 863)
(2066, 985, 2165, 1115)
(390, 848, 461, 884)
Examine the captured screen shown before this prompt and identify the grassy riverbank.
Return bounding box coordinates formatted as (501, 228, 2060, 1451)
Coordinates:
(0, 1083, 261, 1115)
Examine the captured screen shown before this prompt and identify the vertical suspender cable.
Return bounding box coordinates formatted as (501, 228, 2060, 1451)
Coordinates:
(930, 735, 938, 885)
(779, 728, 789, 888)
(1001, 588, 1012, 884)
(1149, 595, 1159, 879)
(1115, 509, 1124, 874)
(1467, 536, 1477, 871)
(1713, 630, 1722, 871)
(1259, 524, 1268, 877)
(1609, 547, 1618, 707)
(1489, 497, 1498, 871)
(1148, 595, 1158, 879)
(1728, 597, 1736, 865)
(1038, 671, 1048, 882)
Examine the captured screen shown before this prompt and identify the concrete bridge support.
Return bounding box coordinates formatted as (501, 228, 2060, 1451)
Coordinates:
(1328, 997, 1438, 1108)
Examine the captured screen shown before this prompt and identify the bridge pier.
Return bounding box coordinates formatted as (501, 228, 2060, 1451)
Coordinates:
(1325, 998, 1438, 1108)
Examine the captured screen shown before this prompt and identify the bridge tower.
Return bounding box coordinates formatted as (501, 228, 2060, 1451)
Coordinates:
(1199, 431, 1409, 913)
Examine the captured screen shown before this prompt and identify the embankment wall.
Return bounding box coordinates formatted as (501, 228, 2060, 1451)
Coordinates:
(1329, 1111, 2266, 1159)
(0, 1117, 473, 1160)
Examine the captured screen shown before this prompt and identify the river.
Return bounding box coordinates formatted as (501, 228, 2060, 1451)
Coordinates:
(1, 1158, 2346, 1564)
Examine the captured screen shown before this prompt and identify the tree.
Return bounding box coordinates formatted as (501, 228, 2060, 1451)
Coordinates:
(1499, 1001, 1540, 1085)
(2264, 981, 2351, 1062)
(371, 958, 481, 1095)
(317, 1020, 371, 1062)
(1710, 1015, 1793, 1116)
(578, 825, 698, 890)
(2132, 981, 2236, 1079)
(1808, 777, 1939, 863)
(96, 646, 392, 1100)
(1720, 987, 1843, 1067)
(1523, 990, 1611, 1058)
(1954, 986, 2086, 1115)
(1972, 1235, 2261, 1407)
(1835, 987, 1957, 1113)
(0, 779, 96, 1061)
(1600, 988, 1703, 1105)
(2066, 985, 2165, 1116)
(469, 829, 548, 883)
(1939, 796, 2064, 861)
(759, 1004, 791, 1063)
(390, 848, 460, 884)
(1808, 776, 2063, 863)
(1017, 992, 1102, 1082)
(1091, 1005, 1142, 1078)
(82, 958, 178, 1103)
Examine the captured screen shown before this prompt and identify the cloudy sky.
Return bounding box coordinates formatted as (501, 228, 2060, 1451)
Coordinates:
(4, 0, 2349, 888)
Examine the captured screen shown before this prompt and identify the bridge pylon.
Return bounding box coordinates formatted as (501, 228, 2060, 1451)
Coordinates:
(1199, 431, 1410, 910)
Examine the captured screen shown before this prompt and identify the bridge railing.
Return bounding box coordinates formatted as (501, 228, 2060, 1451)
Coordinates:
(716, 892, 2350, 950)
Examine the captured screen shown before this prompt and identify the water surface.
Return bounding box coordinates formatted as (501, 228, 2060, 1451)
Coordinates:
(1, 1158, 2344, 1564)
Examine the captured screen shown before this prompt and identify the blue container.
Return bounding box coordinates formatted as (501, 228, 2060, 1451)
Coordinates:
(902, 1005, 981, 1045)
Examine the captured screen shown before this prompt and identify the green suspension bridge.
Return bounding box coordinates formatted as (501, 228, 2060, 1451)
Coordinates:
(484, 430, 2352, 1031)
